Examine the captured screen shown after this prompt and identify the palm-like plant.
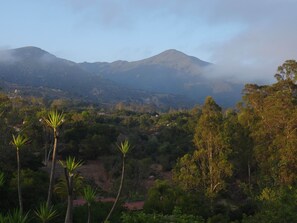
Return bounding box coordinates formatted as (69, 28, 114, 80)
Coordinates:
(54, 174, 84, 200)
(83, 185, 97, 223)
(11, 134, 29, 214)
(105, 140, 130, 223)
(34, 203, 58, 223)
(60, 157, 83, 223)
(6, 209, 29, 223)
(44, 110, 65, 207)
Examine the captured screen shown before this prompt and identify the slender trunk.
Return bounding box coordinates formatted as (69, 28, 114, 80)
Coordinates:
(105, 156, 125, 222)
(17, 149, 23, 213)
(87, 203, 91, 223)
(65, 169, 73, 223)
(248, 160, 251, 193)
(65, 194, 73, 223)
(47, 128, 58, 207)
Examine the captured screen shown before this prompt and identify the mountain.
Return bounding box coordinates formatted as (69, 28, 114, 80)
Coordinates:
(80, 49, 243, 106)
(0, 47, 192, 108)
(0, 46, 243, 109)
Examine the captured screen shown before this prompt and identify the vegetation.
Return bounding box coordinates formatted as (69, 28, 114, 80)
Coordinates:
(0, 60, 297, 222)
(44, 110, 65, 207)
(11, 134, 29, 214)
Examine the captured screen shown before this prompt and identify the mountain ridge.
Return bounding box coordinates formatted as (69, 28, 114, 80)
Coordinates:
(0, 46, 242, 108)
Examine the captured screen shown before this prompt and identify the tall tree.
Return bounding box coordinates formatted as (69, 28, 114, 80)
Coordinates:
(240, 60, 297, 187)
(11, 134, 29, 214)
(174, 97, 232, 198)
(44, 110, 65, 206)
(82, 185, 97, 223)
(105, 140, 130, 223)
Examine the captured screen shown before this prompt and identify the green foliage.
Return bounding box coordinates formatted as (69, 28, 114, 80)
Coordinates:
(144, 180, 179, 214)
(34, 203, 58, 223)
(11, 134, 29, 150)
(83, 185, 97, 205)
(6, 209, 29, 223)
(117, 140, 131, 157)
(242, 187, 297, 223)
(59, 156, 83, 174)
(54, 174, 84, 200)
(73, 202, 124, 223)
(43, 110, 65, 130)
(173, 97, 232, 198)
(122, 207, 205, 223)
(9, 169, 49, 210)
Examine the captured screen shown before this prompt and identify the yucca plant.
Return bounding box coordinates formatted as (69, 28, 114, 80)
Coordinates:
(60, 157, 83, 223)
(105, 140, 130, 223)
(6, 209, 29, 223)
(54, 174, 84, 200)
(44, 110, 65, 207)
(34, 202, 58, 223)
(83, 185, 97, 223)
(11, 134, 29, 214)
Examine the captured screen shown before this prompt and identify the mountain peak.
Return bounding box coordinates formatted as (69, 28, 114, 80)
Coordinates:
(142, 49, 209, 68)
(155, 49, 187, 59)
(12, 46, 55, 59)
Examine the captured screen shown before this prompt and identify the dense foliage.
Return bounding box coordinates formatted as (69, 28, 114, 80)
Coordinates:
(1, 60, 297, 222)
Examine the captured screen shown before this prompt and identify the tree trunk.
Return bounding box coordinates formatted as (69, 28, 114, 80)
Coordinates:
(105, 156, 125, 222)
(17, 149, 23, 213)
(47, 128, 58, 207)
(65, 175, 73, 223)
(87, 204, 91, 223)
(65, 194, 73, 223)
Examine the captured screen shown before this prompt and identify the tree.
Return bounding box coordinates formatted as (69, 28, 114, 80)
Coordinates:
(82, 185, 97, 223)
(174, 97, 232, 199)
(241, 60, 297, 187)
(44, 110, 65, 206)
(11, 134, 29, 214)
(105, 140, 130, 223)
(60, 157, 83, 223)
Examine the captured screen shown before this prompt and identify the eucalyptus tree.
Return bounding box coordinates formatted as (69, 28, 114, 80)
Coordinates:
(82, 185, 97, 223)
(44, 110, 65, 206)
(173, 97, 232, 199)
(60, 157, 83, 223)
(105, 140, 130, 223)
(11, 134, 29, 214)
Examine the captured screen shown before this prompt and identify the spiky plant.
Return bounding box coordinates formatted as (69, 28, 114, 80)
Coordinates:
(83, 185, 97, 223)
(6, 209, 29, 223)
(34, 203, 58, 223)
(44, 110, 65, 207)
(11, 134, 29, 214)
(60, 157, 83, 223)
(105, 140, 130, 222)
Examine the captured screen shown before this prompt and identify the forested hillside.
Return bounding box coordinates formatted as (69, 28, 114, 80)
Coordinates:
(0, 60, 297, 222)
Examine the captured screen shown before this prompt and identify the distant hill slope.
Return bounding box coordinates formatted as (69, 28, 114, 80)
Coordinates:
(80, 49, 243, 107)
(0, 47, 194, 108)
(0, 46, 243, 108)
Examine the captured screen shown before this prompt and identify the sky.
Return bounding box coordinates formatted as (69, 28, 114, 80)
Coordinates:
(0, 0, 297, 82)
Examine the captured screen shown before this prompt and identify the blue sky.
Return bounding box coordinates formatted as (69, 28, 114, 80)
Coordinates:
(0, 0, 297, 81)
